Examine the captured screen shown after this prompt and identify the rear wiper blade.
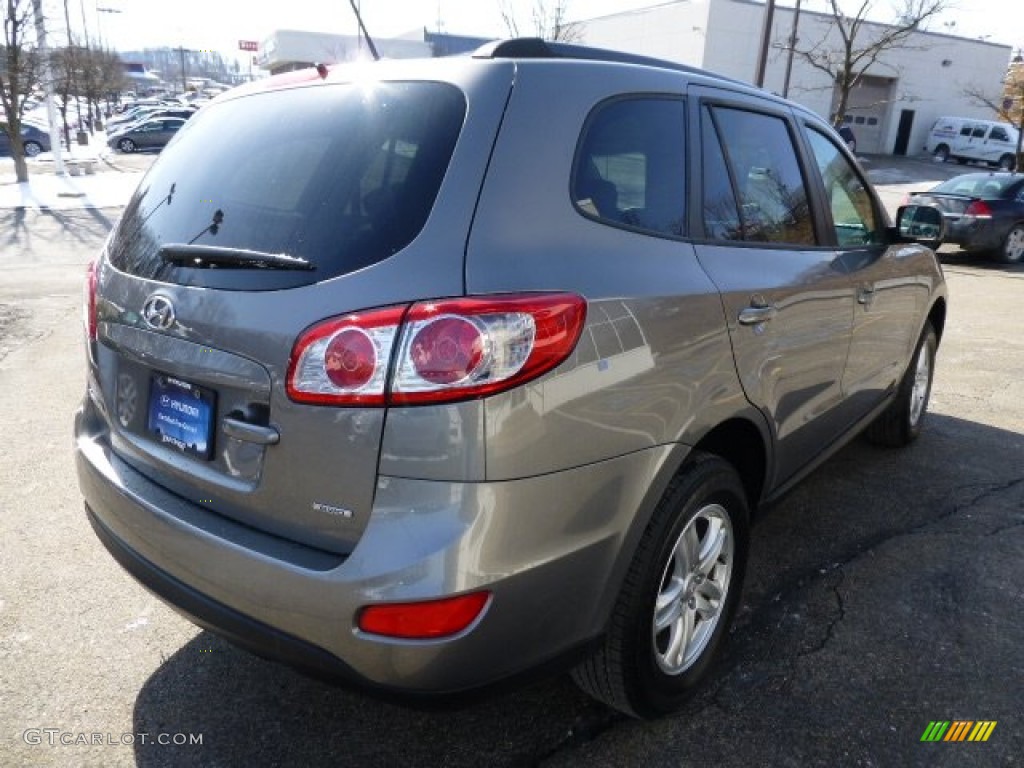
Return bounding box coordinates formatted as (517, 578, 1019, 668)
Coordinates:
(159, 244, 315, 271)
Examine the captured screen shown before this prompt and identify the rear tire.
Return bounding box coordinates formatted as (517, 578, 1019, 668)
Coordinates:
(998, 154, 1016, 172)
(117, 138, 136, 153)
(866, 322, 937, 447)
(571, 453, 749, 718)
(23, 140, 42, 157)
(996, 224, 1024, 263)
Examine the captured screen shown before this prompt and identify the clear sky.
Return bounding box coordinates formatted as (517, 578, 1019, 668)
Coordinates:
(56, 0, 1024, 58)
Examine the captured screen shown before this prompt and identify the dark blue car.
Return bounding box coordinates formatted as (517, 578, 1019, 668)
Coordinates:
(0, 122, 52, 157)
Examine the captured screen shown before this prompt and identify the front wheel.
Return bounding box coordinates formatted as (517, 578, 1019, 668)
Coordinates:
(998, 154, 1017, 171)
(117, 138, 136, 153)
(997, 224, 1024, 264)
(572, 453, 750, 718)
(23, 140, 42, 157)
(933, 145, 949, 162)
(866, 322, 937, 447)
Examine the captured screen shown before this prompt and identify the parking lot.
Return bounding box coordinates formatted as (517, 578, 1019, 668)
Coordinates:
(1, 152, 1021, 767)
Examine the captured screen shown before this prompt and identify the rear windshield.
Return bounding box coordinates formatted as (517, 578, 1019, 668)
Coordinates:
(931, 174, 1019, 197)
(108, 81, 466, 290)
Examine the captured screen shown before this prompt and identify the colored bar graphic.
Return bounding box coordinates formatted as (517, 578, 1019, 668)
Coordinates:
(944, 721, 973, 741)
(968, 722, 997, 742)
(921, 720, 997, 743)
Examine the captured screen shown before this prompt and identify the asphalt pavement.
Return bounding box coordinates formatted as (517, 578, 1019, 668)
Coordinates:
(0, 150, 1021, 767)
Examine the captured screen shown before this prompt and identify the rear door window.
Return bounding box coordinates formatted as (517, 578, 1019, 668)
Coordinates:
(107, 82, 466, 290)
(702, 105, 816, 245)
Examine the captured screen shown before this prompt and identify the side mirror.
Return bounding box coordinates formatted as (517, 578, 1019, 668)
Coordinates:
(895, 204, 945, 246)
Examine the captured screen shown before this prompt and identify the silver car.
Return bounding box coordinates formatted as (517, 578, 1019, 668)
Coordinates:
(76, 39, 947, 718)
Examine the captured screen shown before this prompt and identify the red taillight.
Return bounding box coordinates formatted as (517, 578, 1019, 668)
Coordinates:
(83, 260, 98, 341)
(286, 305, 406, 406)
(964, 200, 993, 218)
(286, 293, 587, 407)
(357, 592, 491, 639)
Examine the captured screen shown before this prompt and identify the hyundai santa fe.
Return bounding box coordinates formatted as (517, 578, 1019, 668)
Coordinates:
(75, 38, 947, 718)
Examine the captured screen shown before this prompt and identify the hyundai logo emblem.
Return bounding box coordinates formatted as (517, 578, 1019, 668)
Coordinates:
(142, 295, 176, 331)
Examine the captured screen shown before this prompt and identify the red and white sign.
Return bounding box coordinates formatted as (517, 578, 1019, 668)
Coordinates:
(238, 40, 258, 52)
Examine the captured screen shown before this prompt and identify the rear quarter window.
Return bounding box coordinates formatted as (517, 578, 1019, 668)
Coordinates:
(572, 97, 686, 238)
(107, 81, 466, 290)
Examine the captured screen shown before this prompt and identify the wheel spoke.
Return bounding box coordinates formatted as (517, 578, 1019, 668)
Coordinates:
(664, 606, 695, 670)
(655, 578, 685, 632)
(696, 579, 724, 606)
(697, 519, 727, 575)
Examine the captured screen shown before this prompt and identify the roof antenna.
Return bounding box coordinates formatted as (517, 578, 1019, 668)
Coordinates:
(347, 0, 380, 60)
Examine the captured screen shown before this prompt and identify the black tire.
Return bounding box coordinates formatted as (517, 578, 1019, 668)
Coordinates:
(571, 453, 750, 718)
(23, 140, 42, 157)
(866, 322, 937, 447)
(933, 145, 949, 162)
(955, 157, 968, 165)
(118, 138, 136, 153)
(998, 154, 1017, 172)
(996, 224, 1024, 264)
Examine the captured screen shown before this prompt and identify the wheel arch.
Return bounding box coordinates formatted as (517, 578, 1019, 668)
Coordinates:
(928, 297, 947, 345)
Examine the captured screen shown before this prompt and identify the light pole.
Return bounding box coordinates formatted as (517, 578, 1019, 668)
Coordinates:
(95, 5, 122, 49)
(782, 0, 802, 98)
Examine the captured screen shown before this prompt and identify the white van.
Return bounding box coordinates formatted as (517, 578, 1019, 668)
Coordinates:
(924, 116, 1020, 170)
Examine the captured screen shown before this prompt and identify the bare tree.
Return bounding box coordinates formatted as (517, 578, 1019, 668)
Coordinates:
(963, 57, 1024, 166)
(788, 0, 948, 126)
(498, 0, 581, 42)
(1, 0, 42, 182)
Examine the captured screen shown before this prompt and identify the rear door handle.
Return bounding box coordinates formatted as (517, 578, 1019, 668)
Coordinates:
(222, 417, 280, 445)
(857, 287, 876, 306)
(738, 305, 777, 325)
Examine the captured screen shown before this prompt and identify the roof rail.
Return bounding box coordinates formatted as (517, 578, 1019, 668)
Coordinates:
(472, 37, 743, 83)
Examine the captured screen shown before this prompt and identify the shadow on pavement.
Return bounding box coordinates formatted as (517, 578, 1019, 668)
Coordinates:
(0, 208, 116, 250)
(131, 413, 1023, 767)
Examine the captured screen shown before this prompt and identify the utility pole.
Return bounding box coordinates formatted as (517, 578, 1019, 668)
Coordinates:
(754, 0, 776, 88)
(31, 0, 66, 175)
(179, 45, 188, 94)
(782, 0, 802, 98)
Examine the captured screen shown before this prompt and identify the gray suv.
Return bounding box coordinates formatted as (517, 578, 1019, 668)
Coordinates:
(75, 39, 947, 718)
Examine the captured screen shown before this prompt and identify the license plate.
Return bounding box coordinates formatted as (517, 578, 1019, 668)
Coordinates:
(146, 374, 216, 460)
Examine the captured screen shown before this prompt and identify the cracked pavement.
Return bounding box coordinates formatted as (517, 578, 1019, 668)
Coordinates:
(1, 155, 1022, 767)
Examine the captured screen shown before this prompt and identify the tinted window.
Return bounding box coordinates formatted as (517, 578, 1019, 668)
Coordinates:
(972, 126, 987, 138)
(700, 106, 741, 239)
(960, 125, 973, 136)
(990, 126, 1010, 142)
(573, 98, 686, 237)
(933, 174, 1020, 197)
(806, 129, 879, 246)
(108, 82, 466, 290)
(707, 106, 815, 245)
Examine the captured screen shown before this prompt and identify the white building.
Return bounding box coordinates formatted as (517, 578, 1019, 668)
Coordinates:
(257, 30, 431, 75)
(579, 0, 1013, 155)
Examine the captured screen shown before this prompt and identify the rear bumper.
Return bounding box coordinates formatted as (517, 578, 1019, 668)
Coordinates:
(75, 398, 677, 694)
(942, 217, 1003, 252)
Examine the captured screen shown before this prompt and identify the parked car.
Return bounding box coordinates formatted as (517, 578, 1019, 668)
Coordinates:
(106, 117, 187, 153)
(906, 171, 1024, 262)
(0, 122, 51, 157)
(76, 39, 947, 718)
(924, 116, 1019, 170)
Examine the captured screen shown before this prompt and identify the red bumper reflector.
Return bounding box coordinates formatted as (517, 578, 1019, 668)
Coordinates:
(357, 591, 491, 639)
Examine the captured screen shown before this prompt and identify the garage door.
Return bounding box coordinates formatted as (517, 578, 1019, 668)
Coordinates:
(835, 76, 893, 154)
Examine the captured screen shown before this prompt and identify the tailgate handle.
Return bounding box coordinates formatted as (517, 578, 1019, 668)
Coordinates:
(222, 417, 280, 446)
